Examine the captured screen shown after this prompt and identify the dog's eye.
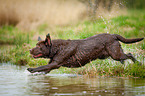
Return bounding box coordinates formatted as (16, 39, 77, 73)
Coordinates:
(40, 47, 42, 50)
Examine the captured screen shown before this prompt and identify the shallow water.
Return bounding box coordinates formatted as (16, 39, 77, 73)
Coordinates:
(0, 63, 145, 96)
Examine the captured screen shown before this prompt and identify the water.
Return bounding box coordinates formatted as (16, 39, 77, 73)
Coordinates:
(0, 63, 145, 96)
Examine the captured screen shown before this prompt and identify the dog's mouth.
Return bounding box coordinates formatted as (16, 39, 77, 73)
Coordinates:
(32, 54, 43, 58)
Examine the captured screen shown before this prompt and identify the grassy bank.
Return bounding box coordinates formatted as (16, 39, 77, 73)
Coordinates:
(0, 9, 145, 77)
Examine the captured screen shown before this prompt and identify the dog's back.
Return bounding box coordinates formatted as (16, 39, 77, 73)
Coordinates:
(59, 33, 144, 67)
(61, 34, 115, 67)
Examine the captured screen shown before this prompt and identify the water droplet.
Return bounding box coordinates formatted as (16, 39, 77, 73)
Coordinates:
(51, 87, 58, 89)
(83, 91, 87, 94)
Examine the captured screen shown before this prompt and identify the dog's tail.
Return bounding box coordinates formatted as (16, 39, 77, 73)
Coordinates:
(114, 34, 144, 44)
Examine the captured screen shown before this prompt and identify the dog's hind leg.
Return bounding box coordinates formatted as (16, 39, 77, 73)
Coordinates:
(126, 53, 137, 63)
(106, 41, 137, 63)
(120, 60, 125, 64)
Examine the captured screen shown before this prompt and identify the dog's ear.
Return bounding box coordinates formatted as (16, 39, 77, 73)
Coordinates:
(45, 33, 52, 47)
(38, 36, 42, 41)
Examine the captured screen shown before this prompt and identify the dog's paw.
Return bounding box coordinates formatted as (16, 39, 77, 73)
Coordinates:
(27, 68, 35, 73)
(135, 61, 142, 66)
(44, 70, 50, 74)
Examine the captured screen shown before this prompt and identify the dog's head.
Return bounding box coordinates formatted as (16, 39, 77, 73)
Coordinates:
(30, 33, 52, 58)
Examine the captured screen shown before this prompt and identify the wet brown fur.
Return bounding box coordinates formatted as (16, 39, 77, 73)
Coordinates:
(27, 33, 144, 74)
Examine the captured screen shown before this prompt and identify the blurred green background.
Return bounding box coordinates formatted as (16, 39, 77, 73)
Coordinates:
(0, 0, 144, 77)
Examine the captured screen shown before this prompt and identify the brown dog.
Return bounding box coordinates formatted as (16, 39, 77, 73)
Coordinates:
(27, 33, 144, 74)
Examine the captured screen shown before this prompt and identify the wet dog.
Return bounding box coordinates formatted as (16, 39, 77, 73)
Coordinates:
(27, 33, 144, 74)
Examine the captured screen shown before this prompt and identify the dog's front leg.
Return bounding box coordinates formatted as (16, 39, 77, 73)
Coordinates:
(27, 65, 50, 73)
(27, 61, 60, 73)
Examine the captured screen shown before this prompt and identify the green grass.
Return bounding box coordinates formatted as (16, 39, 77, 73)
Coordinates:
(0, 9, 145, 77)
(0, 26, 31, 45)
